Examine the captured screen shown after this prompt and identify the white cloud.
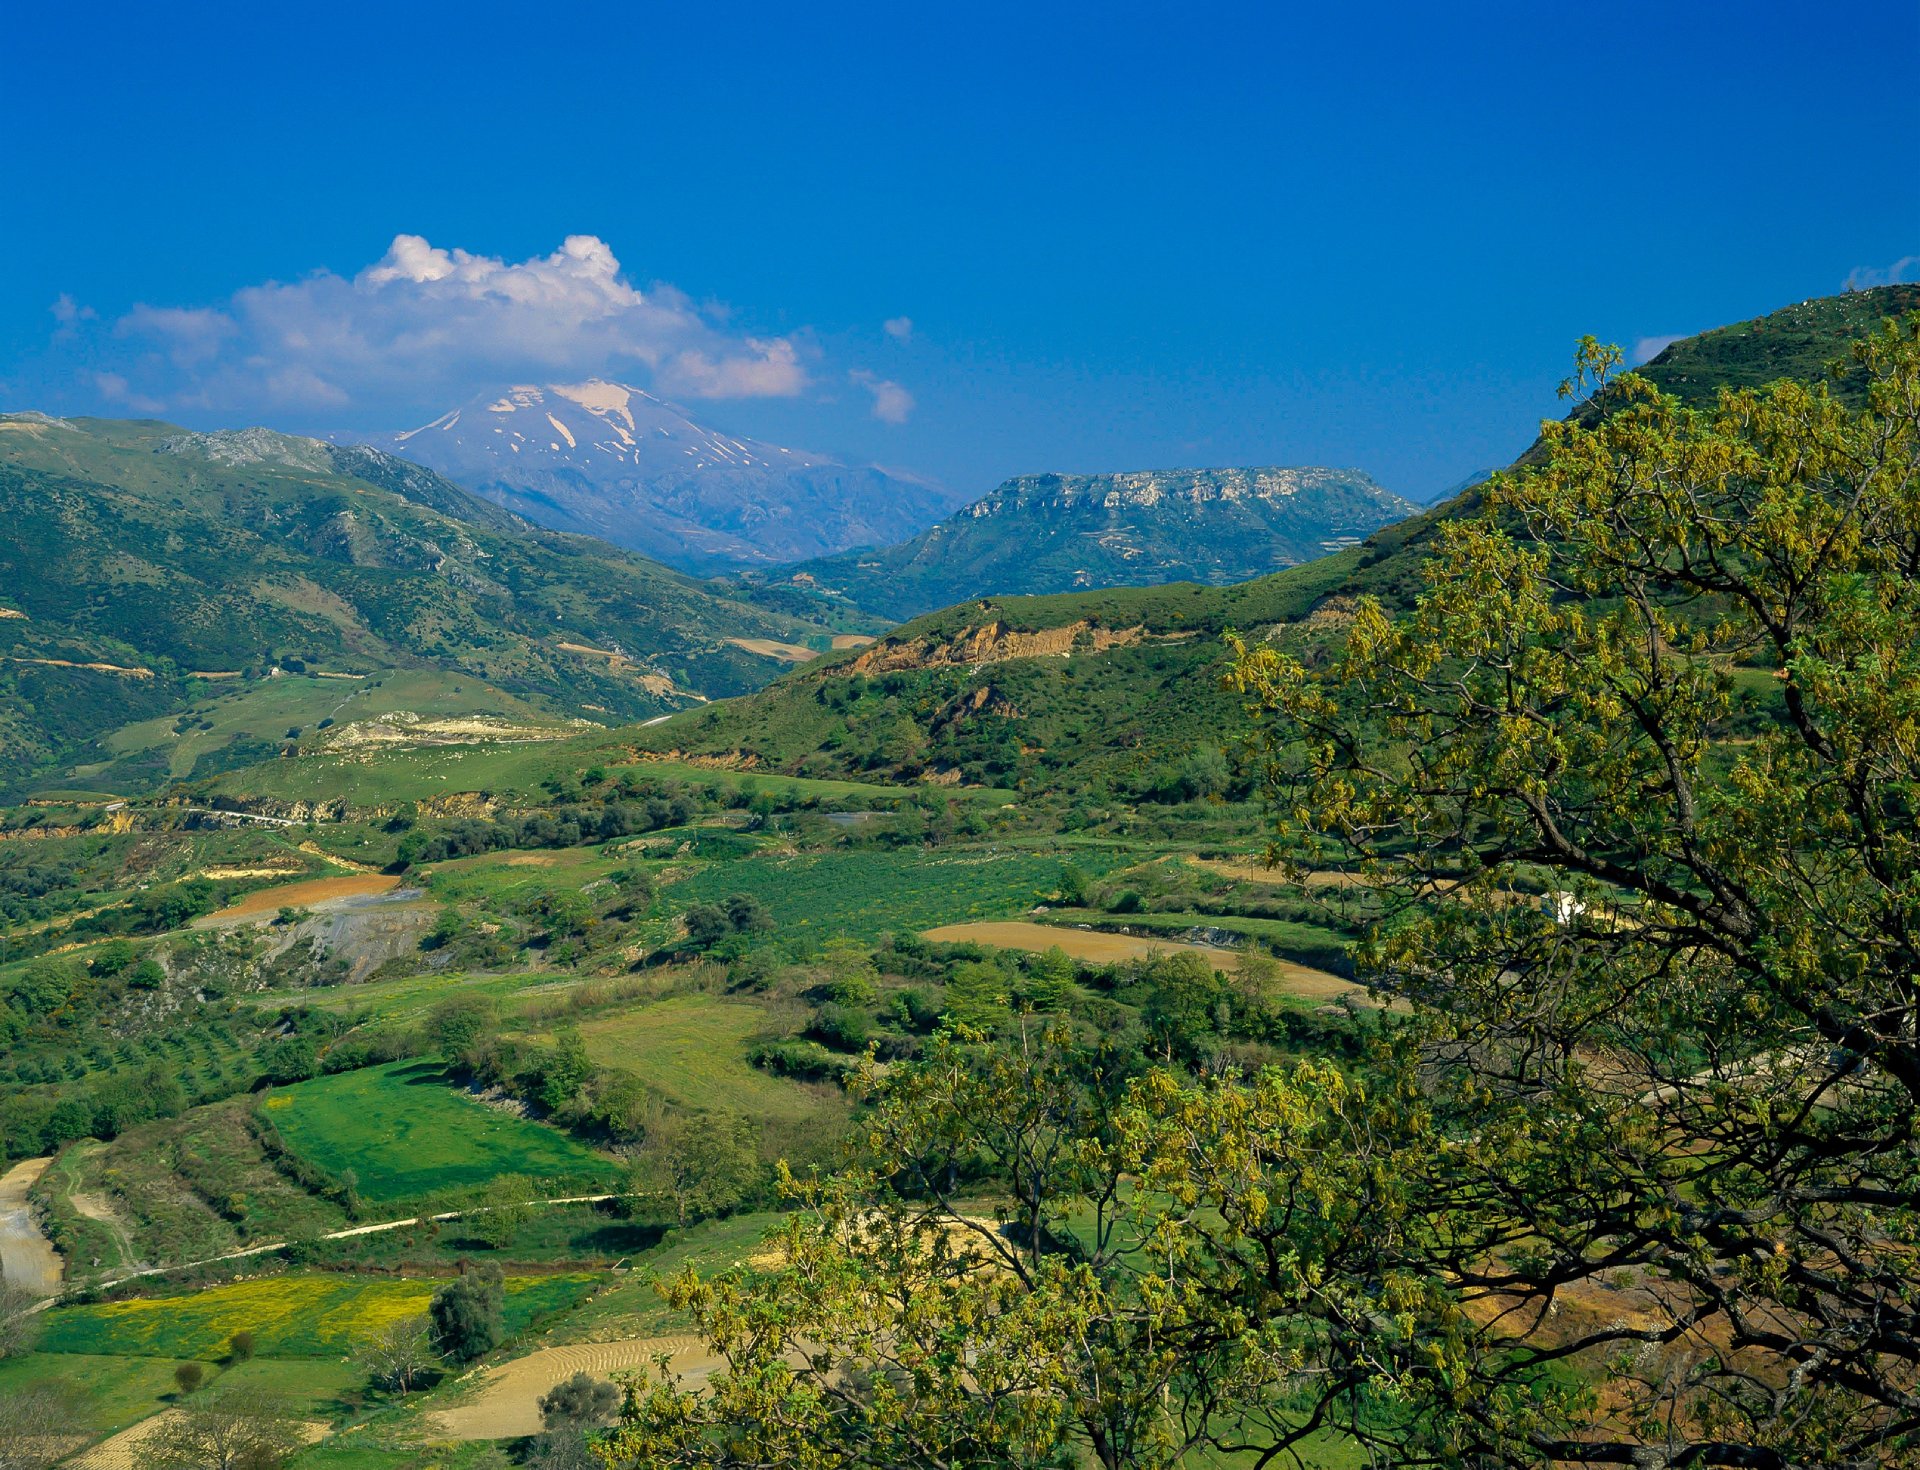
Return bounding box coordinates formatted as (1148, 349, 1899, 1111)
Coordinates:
(118, 304, 237, 365)
(1845, 254, 1920, 290)
(1631, 333, 1687, 366)
(883, 315, 914, 342)
(664, 338, 807, 399)
(50, 293, 96, 327)
(850, 369, 914, 424)
(95, 233, 812, 418)
(93, 371, 166, 415)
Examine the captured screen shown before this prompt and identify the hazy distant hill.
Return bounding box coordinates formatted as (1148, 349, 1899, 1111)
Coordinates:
(780, 465, 1416, 620)
(345, 381, 960, 573)
(0, 415, 855, 793)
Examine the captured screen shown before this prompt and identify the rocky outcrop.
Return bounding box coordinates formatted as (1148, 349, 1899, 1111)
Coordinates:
(848, 619, 1148, 675)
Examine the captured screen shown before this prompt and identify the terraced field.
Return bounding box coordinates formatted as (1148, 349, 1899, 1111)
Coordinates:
(671, 846, 1132, 943)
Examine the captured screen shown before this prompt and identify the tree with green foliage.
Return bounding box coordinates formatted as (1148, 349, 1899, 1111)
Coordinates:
(427, 995, 495, 1063)
(723, 893, 774, 935)
(429, 1264, 504, 1364)
(536, 1029, 594, 1114)
(940, 960, 1012, 1032)
(471, 1173, 533, 1250)
(1135, 951, 1228, 1063)
(1220, 317, 1920, 1466)
(681, 902, 732, 949)
(533, 1370, 623, 1469)
(632, 1112, 760, 1227)
(172, 1362, 204, 1396)
(1014, 947, 1075, 1012)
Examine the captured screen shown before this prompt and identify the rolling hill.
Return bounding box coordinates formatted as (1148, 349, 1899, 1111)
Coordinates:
(624, 284, 1920, 796)
(345, 380, 961, 573)
(0, 416, 867, 796)
(774, 466, 1417, 621)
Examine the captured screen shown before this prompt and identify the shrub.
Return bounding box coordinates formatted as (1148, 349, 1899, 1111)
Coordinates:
(747, 1039, 847, 1083)
(429, 1266, 504, 1363)
(540, 1370, 621, 1429)
(808, 1003, 872, 1053)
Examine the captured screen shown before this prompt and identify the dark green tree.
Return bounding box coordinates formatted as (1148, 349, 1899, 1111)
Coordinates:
(429, 1265, 503, 1364)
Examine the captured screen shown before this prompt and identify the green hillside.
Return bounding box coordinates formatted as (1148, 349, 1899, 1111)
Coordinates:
(773, 465, 1415, 621)
(630, 284, 1920, 796)
(0, 417, 869, 796)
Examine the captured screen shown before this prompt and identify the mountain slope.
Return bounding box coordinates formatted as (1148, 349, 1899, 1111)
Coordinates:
(777, 466, 1416, 621)
(624, 284, 1920, 796)
(0, 415, 859, 793)
(346, 381, 960, 573)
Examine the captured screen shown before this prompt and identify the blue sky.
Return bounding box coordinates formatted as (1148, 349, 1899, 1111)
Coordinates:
(3, 1, 1915, 500)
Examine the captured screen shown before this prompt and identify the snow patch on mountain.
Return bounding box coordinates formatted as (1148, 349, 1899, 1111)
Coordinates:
(340, 381, 958, 573)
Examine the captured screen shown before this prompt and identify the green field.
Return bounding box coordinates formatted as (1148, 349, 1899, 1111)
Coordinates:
(264, 1061, 618, 1202)
(424, 844, 629, 905)
(564, 995, 831, 1120)
(672, 846, 1135, 942)
(35, 1271, 597, 1359)
(0, 1351, 191, 1434)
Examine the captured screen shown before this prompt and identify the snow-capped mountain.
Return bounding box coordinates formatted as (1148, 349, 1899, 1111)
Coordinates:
(343, 381, 957, 573)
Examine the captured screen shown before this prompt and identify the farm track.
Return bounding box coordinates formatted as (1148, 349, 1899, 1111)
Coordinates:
(67, 1180, 143, 1274)
(0, 1157, 63, 1297)
(427, 1334, 724, 1439)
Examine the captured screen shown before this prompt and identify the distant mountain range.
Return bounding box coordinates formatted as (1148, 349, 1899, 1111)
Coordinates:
(341, 381, 960, 573)
(775, 466, 1417, 621)
(0, 415, 856, 793)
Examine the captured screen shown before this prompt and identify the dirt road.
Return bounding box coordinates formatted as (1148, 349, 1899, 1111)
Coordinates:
(0, 1157, 62, 1296)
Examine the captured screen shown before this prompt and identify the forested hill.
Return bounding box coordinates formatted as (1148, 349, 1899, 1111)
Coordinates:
(0, 417, 860, 793)
(777, 466, 1416, 621)
(628, 283, 1920, 798)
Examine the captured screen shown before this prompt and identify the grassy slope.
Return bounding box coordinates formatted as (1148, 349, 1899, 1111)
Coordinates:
(264, 1060, 617, 1202)
(0, 415, 852, 794)
(626, 285, 1920, 793)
